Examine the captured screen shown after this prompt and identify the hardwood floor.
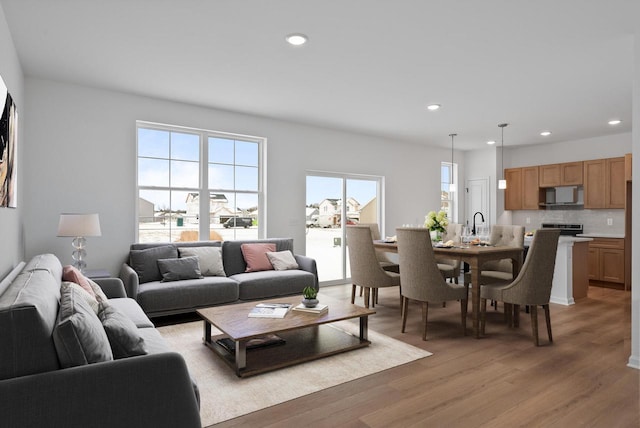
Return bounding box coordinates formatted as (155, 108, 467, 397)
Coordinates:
(212, 284, 638, 427)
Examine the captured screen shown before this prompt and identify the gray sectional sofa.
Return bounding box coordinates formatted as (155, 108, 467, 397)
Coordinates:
(119, 238, 319, 317)
(0, 254, 201, 428)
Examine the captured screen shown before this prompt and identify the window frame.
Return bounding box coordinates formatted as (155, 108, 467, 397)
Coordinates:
(441, 161, 458, 223)
(135, 120, 266, 242)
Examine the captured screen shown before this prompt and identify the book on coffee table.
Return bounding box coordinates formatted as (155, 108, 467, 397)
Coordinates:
(247, 303, 292, 318)
(292, 303, 328, 314)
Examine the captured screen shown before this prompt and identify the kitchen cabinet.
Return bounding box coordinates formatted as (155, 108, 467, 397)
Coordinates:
(588, 238, 625, 285)
(504, 166, 541, 210)
(625, 153, 632, 182)
(584, 157, 625, 209)
(538, 161, 583, 187)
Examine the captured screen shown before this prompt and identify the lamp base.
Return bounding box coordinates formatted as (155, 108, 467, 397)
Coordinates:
(71, 236, 87, 273)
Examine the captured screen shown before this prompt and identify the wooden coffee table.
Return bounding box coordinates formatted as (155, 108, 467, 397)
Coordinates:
(197, 294, 376, 377)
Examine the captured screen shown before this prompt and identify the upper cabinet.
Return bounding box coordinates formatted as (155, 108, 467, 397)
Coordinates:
(504, 166, 541, 210)
(584, 157, 625, 209)
(538, 161, 583, 187)
(625, 153, 632, 182)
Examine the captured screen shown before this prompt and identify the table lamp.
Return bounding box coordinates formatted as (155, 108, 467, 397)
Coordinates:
(57, 213, 101, 272)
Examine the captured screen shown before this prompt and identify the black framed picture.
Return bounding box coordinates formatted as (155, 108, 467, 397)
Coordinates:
(0, 75, 18, 208)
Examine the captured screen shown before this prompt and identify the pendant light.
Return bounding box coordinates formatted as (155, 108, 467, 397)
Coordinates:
(449, 133, 457, 192)
(498, 123, 508, 190)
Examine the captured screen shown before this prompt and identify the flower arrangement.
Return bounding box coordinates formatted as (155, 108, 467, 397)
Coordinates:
(424, 210, 449, 233)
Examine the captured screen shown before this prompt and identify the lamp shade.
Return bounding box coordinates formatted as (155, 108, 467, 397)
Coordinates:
(57, 213, 102, 237)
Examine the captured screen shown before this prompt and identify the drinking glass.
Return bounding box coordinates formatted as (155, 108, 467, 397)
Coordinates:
(461, 226, 471, 248)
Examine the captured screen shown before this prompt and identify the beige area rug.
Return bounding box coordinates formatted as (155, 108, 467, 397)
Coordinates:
(158, 320, 432, 427)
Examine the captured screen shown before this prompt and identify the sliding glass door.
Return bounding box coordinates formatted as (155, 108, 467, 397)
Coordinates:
(306, 172, 382, 285)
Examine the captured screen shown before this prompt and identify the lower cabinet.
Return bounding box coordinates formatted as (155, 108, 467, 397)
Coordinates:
(588, 238, 625, 284)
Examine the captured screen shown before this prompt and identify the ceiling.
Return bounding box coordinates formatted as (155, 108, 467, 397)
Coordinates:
(1, 0, 637, 150)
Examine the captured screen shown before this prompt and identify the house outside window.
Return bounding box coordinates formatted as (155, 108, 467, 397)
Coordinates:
(136, 121, 264, 242)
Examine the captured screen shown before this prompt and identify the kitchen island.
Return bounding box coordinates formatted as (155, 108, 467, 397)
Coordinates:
(525, 235, 592, 305)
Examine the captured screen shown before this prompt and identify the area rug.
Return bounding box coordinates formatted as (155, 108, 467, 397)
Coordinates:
(158, 320, 432, 427)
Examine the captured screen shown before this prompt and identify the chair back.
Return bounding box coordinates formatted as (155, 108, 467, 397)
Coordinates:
(346, 225, 397, 286)
(442, 223, 463, 244)
(396, 227, 451, 302)
(502, 229, 560, 305)
(483, 224, 525, 272)
(359, 223, 393, 263)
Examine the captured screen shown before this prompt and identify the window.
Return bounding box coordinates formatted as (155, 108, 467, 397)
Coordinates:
(441, 162, 457, 222)
(136, 122, 264, 242)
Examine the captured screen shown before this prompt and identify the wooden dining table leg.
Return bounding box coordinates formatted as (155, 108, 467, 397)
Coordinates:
(469, 260, 481, 338)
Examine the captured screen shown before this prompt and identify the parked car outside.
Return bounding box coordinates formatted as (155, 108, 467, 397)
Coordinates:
(223, 217, 253, 228)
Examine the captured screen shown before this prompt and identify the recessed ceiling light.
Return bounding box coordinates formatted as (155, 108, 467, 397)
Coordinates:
(540, 131, 552, 136)
(487, 140, 496, 145)
(426, 104, 441, 111)
(608, 119, 622, 125)
(285, 33, 308, 46)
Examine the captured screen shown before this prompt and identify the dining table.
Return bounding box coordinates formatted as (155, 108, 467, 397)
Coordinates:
(373, 240, 523, 338)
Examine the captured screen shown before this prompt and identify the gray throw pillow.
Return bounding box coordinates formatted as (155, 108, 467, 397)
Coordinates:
(53, 282, 113, 368)
(157, 256, 203, 282)
(129, 245, 178, 283)
(98, 303, 147, 358)
(178, 246, 226, 277)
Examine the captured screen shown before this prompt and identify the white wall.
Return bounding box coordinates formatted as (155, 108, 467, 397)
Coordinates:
(0, 5, 24, 278)
(22, 78, 453, 275)
(462, 147, 498, 226)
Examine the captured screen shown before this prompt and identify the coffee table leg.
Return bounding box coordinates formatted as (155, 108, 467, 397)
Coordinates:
(235, 340, 247, 374)
(203, 320, 212, 345)
(359, 315, 369, 341)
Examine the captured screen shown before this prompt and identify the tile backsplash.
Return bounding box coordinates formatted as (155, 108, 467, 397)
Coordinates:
(511, 209, 625, 235)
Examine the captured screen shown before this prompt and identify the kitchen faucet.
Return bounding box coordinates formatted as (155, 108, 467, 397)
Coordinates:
(472, 211, 485, 235)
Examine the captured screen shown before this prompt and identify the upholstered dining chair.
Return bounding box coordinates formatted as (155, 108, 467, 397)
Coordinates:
(347, 225, 401, 308)
(480, 228, 560, 346)
(437, 222, 463, 283)
(360, 223, 400, 273)
(396, 227, 468, 340)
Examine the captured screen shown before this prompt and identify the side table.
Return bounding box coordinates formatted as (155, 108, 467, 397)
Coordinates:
(83, 269, 111, 279)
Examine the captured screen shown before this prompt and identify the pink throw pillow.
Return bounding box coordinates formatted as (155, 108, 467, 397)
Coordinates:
(241, 243, 277, 272)
(62, 265, 96, 299)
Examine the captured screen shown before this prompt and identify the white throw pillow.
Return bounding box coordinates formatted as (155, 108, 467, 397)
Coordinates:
(178, 246, 226, 277)
(64, 281, 100, 314)
(265, 250, 299, 271)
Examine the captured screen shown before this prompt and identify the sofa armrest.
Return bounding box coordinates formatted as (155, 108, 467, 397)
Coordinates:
(0, 352, 201, 428)
(93, 277, 127, 298)
(294, 254, 319, 290)
(119, 263, 139, 299)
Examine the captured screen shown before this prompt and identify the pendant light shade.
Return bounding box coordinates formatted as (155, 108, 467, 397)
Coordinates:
(498, 123, 508, 190)
(449, 133, 457, 192)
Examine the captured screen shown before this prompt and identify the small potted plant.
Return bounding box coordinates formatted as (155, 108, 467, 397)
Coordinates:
(302, 286, 319, 308)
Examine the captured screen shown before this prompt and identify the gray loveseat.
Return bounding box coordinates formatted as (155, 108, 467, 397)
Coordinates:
(119, 238, 319, 317)
(0, 254, 201, 428)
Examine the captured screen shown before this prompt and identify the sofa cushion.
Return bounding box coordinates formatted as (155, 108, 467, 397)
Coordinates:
(65, 281, 100, 314)
(136, 277, 239, 315)
(62, 265, 96, 298)
(178, 246, 226, 277)
(53, 282, 113, 368)
(241, 243, 276, 272)
(107, 297, 155, 328)
(266, 250, 299, 271)
(157, 256, 203, 282)
(232, 270, 316, 300)
(222, 239, 294, 276)
(98, 303, 147, 358)
(129, 244, 178, 284)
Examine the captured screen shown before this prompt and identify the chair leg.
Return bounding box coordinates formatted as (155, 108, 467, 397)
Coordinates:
(504, 303, 512, 327)
(543, 304, 553, 343)
(421, 302, 429, 341)
(531, 305, 540, 346)
(480, 298, 487, 335)
(374, 288, 379, 304)
(460, 298, 468, 336)
(401, 297, 408, 333)
(351, 284, 356, 304)
(513, 304, 520, 327)
(371, 288, 376, 308)
(364, 287, 371, 309)
(359, 285, 363, 296)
